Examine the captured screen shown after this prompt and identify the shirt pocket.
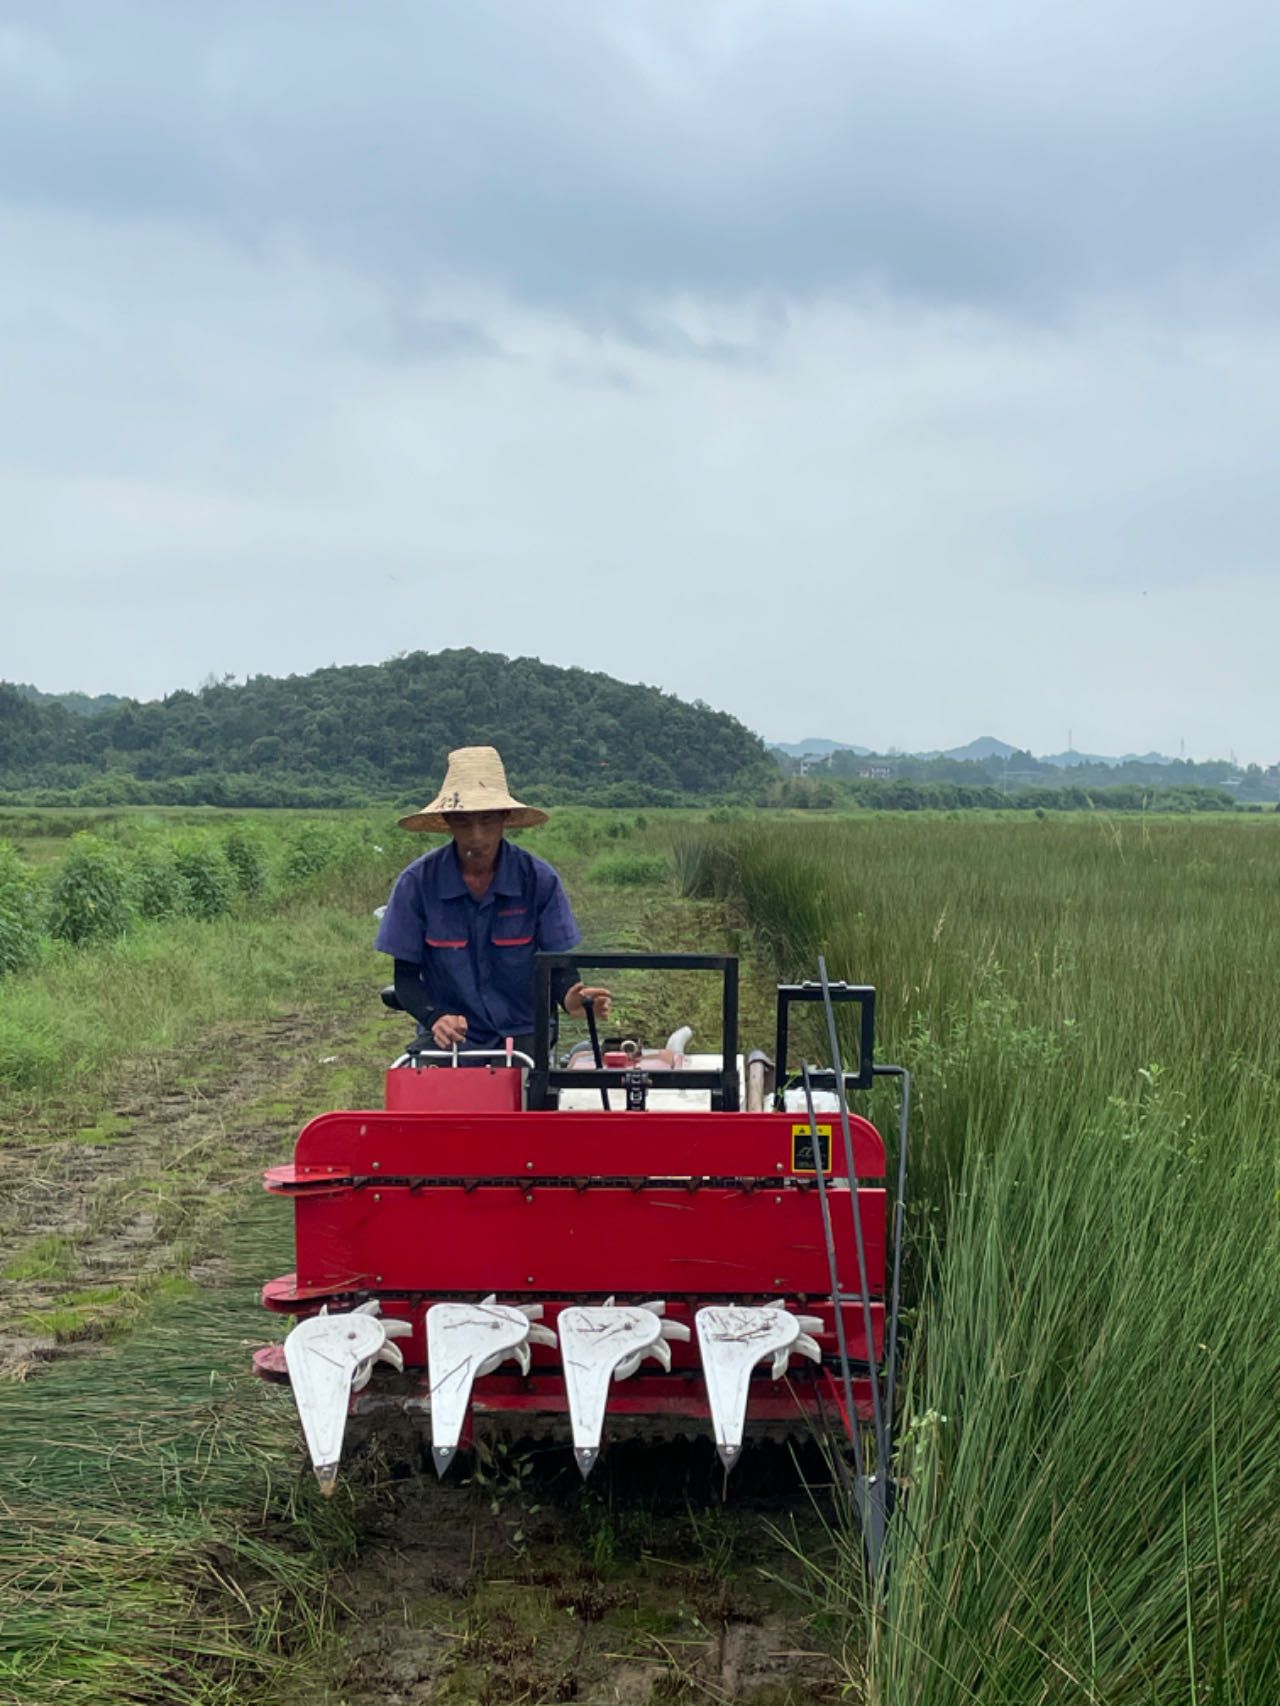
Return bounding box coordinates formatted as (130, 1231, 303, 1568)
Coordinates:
(424, 910, 468, 950)
(490, 905, 533, 948)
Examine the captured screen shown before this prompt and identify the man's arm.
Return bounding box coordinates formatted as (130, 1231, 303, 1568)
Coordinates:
(536, 867, 612, 1019)
(393, 959, 444, 1031)
(393, 961, 468, 1048)
(378, 871, 468, 1047)
(550, 961, 580, 1012)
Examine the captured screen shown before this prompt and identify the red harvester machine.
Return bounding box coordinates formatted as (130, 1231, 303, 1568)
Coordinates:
(254, 953, 907, 1535)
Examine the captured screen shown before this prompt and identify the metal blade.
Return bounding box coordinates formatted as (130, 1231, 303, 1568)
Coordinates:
(695, 1305, 805, 1470)
(284, 1309, 389, 1493)
(558, 1305, 666, 1476)
(426, 1300, 539, 1475)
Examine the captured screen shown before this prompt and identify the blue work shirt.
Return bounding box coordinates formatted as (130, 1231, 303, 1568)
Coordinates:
(374, 839, 581, 1046)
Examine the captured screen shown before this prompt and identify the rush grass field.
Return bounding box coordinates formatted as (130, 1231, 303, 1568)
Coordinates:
(3, 807, 1276, 1702)
(677, 815, 1280, 1705)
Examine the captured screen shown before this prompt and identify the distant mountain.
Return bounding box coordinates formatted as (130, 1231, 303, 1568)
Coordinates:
(770, 738, 871, 758)
(942, 736, 1019, 762)
(772, 735, 1190, 769)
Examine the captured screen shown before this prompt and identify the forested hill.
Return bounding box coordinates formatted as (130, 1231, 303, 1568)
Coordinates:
(12, 683, 128, 717)
(0, 650, 772, 806)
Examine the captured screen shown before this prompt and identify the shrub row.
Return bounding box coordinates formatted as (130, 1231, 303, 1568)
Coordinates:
(0, 823, 378, 972)
(0, 843, 41, 975)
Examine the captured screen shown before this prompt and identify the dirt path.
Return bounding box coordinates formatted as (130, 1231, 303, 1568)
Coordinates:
(0, 997, 378, 1379)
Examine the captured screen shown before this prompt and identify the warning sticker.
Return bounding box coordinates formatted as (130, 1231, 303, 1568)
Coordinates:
(790, 1122, 833, 1174)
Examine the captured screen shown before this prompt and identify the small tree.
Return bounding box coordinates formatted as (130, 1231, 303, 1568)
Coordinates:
(283, 824, 345, 887)
(223, 828, 268, 899)
(131, 849, 192, 921)
(0, 842, 41, 976)
(47, 834, 134, 946)
(170, 838, 235, 921)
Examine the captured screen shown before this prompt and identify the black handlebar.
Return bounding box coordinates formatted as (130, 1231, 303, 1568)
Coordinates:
(530, 952, 739, 1111)
(775, 981, 876, 1093)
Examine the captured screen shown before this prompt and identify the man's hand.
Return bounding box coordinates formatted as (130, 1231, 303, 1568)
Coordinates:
(431, 1013, 469, 1049)
(564, 983, 613, 1021)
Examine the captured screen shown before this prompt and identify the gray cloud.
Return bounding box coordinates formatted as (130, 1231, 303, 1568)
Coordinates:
(1, 1, 1277, 320)
(1, 2, 1277, 761)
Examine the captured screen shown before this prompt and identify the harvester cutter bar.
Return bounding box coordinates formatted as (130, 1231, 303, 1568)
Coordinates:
(258, 1287, 886, 1364)
(254, 1357, 876, 1427)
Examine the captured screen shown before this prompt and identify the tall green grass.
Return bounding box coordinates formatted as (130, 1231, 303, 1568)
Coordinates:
(0, 1195, 357, 1705)
(678, 816, 1280, 1704)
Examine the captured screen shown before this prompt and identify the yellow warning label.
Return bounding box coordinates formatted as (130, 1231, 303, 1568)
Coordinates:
(790, 1122, 833, 1174)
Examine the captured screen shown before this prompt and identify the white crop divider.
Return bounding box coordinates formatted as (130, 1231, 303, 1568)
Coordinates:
(426, 1297, 556, 1476)
(696, 1305, 824, 1468)
(558, 1300, 691, 1477)
(284, 1300, 412, 1494)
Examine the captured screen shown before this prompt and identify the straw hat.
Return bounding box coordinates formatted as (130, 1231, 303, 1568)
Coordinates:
(398, 746, 549, 833)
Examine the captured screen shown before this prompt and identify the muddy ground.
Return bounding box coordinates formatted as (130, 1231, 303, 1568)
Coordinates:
(290, 1433, 846, 1706)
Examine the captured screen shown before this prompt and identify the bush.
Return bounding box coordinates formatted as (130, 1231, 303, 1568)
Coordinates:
(130, 849, 191, 921)
(0, 841, 41, 976)
(169, 838, 235, 921)
(46, 834, 135, 946)
(223, 828, 268, 898)
(282, 823, 350, 887)
(586, 850, 671, 888)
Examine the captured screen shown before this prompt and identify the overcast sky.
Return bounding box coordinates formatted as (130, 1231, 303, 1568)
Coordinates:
(2, 1, 1277, 760)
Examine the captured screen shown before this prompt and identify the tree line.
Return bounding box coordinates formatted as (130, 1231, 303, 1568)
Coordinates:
(0, 650, 775, 807)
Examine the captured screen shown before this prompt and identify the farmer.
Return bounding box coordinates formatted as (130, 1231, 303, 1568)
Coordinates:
(375, 746, 611, 1059)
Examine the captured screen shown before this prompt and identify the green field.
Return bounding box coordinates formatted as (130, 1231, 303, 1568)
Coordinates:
(678, 815, 1280, 1704)
(0, 807, 812, 1705)
(1, 809, 1276, 1702)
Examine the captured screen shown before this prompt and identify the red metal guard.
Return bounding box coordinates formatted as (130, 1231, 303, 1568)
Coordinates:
(259, 1103, 888, 1433)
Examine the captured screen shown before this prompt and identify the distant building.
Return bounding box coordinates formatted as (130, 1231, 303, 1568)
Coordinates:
(857, 763, 895, 780)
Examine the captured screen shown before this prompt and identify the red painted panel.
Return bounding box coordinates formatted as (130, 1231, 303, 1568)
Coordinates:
(293, 1184, 886, 1298)
(291, 1109, 885, 1181)
(383, 1067, 524, 1114)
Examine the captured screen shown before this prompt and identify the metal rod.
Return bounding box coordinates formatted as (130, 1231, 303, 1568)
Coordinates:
(720, 957, 740, 1110)
(817, 957, 890, 1485)
(875, 1064, 911, 1437)
(582, 995, 610, 1111)
(399, 1046, 537, 1070)
(802, 1062, 866, 1484)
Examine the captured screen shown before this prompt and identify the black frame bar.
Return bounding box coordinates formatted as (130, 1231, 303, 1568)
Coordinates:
(775, 981, 876, 1093)
(530, 952, 739, 1110)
